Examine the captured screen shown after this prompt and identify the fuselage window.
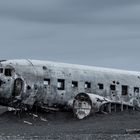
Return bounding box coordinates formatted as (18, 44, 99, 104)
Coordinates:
(57, 79, 65, 90)
(42, 66, 47, 70)
(134, 87, 139, 93)
(110, 85, 116, 91)
(5, 69, 12, 76)
(122, 85, 128, 95)
(98, 83, 104, 90)
(0, 68, 3, 73)
(85, 82, 91, 89)
(44, 78, 50, 86)
(72, 81, 78, 88)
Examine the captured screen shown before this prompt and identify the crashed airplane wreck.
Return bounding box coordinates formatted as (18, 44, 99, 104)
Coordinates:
(0, 59, 140, 119)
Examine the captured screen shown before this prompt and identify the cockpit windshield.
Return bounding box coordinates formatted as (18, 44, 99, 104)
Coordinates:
(0, 68, 3, 73)
(4, 68, 12, 76)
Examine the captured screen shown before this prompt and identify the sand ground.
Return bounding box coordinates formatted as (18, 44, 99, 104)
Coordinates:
(0, 106, 140, 140)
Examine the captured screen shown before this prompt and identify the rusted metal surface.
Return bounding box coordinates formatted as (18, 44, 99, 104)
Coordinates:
(0, 59, 140, 119)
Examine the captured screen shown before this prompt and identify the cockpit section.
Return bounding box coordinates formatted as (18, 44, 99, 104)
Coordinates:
(0, 67, 14, 77)
(0, 66, 15, 88)
(0, 66, 18, 99)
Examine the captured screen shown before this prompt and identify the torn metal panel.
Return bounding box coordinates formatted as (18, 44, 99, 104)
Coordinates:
(73, 93, 110, 119)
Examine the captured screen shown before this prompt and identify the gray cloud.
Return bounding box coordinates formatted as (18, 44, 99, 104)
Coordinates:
(0, 0, 140, 24)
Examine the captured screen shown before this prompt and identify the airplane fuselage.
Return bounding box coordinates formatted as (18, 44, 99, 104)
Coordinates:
(0, 59, 140, 119)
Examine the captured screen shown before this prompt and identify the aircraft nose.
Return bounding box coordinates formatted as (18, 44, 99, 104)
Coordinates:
(0, 77, 14, 99)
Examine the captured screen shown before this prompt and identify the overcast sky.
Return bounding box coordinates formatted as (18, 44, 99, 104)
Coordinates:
(0, 0, 140, 71)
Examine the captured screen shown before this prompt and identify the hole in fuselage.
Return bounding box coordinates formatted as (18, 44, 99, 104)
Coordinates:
(27, 85, 31, 90)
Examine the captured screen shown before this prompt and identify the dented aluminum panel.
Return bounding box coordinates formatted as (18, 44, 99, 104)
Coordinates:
(0, 59, 140, 119)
